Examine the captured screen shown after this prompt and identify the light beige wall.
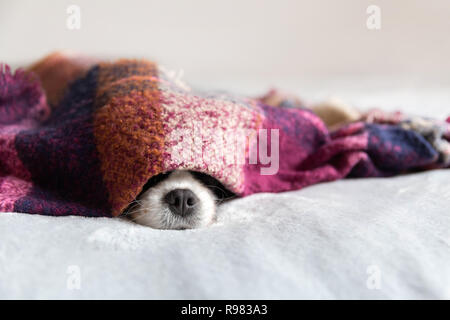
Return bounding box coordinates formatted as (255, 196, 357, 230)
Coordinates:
(1, 0, 449, 79)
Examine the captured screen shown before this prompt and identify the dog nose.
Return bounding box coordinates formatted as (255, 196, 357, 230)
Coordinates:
(164, 189, 199, 216)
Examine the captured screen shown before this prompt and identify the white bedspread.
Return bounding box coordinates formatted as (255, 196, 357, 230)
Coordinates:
(0, 81, 449, 299)
(0, 170, 449, 299)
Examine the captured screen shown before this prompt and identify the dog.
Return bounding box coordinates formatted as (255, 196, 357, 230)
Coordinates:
(126, 170, 235, 229)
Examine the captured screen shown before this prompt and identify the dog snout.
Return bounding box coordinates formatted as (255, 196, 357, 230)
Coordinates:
(164, 189, 199, 216)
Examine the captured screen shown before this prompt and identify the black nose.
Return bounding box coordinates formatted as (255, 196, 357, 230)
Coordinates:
(164, 189, 199, 216)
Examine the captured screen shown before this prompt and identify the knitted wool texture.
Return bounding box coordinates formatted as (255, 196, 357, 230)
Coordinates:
(0, 55, 449, 217)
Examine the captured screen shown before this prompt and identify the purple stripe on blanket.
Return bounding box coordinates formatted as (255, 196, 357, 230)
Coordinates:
(243, 111, 440, 195)
(13, 67, 111, 216)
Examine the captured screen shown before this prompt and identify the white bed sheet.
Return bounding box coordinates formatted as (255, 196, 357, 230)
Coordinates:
(0, 170, 448, 299)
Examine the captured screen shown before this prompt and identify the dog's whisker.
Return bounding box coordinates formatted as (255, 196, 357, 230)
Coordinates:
(128, 210, 151, 222)
(128, 207, 151, 214)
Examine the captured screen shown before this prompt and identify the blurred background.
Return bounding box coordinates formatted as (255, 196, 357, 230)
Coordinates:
(1, 0, 450, 115)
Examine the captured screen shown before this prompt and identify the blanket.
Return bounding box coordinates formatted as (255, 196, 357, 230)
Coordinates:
(0, 53, 449, 217)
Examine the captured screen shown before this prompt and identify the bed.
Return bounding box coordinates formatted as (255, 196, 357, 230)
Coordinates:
(0, 80, 449, 299)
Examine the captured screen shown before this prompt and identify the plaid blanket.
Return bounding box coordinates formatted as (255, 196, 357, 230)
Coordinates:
(0, 53, 449, 217)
